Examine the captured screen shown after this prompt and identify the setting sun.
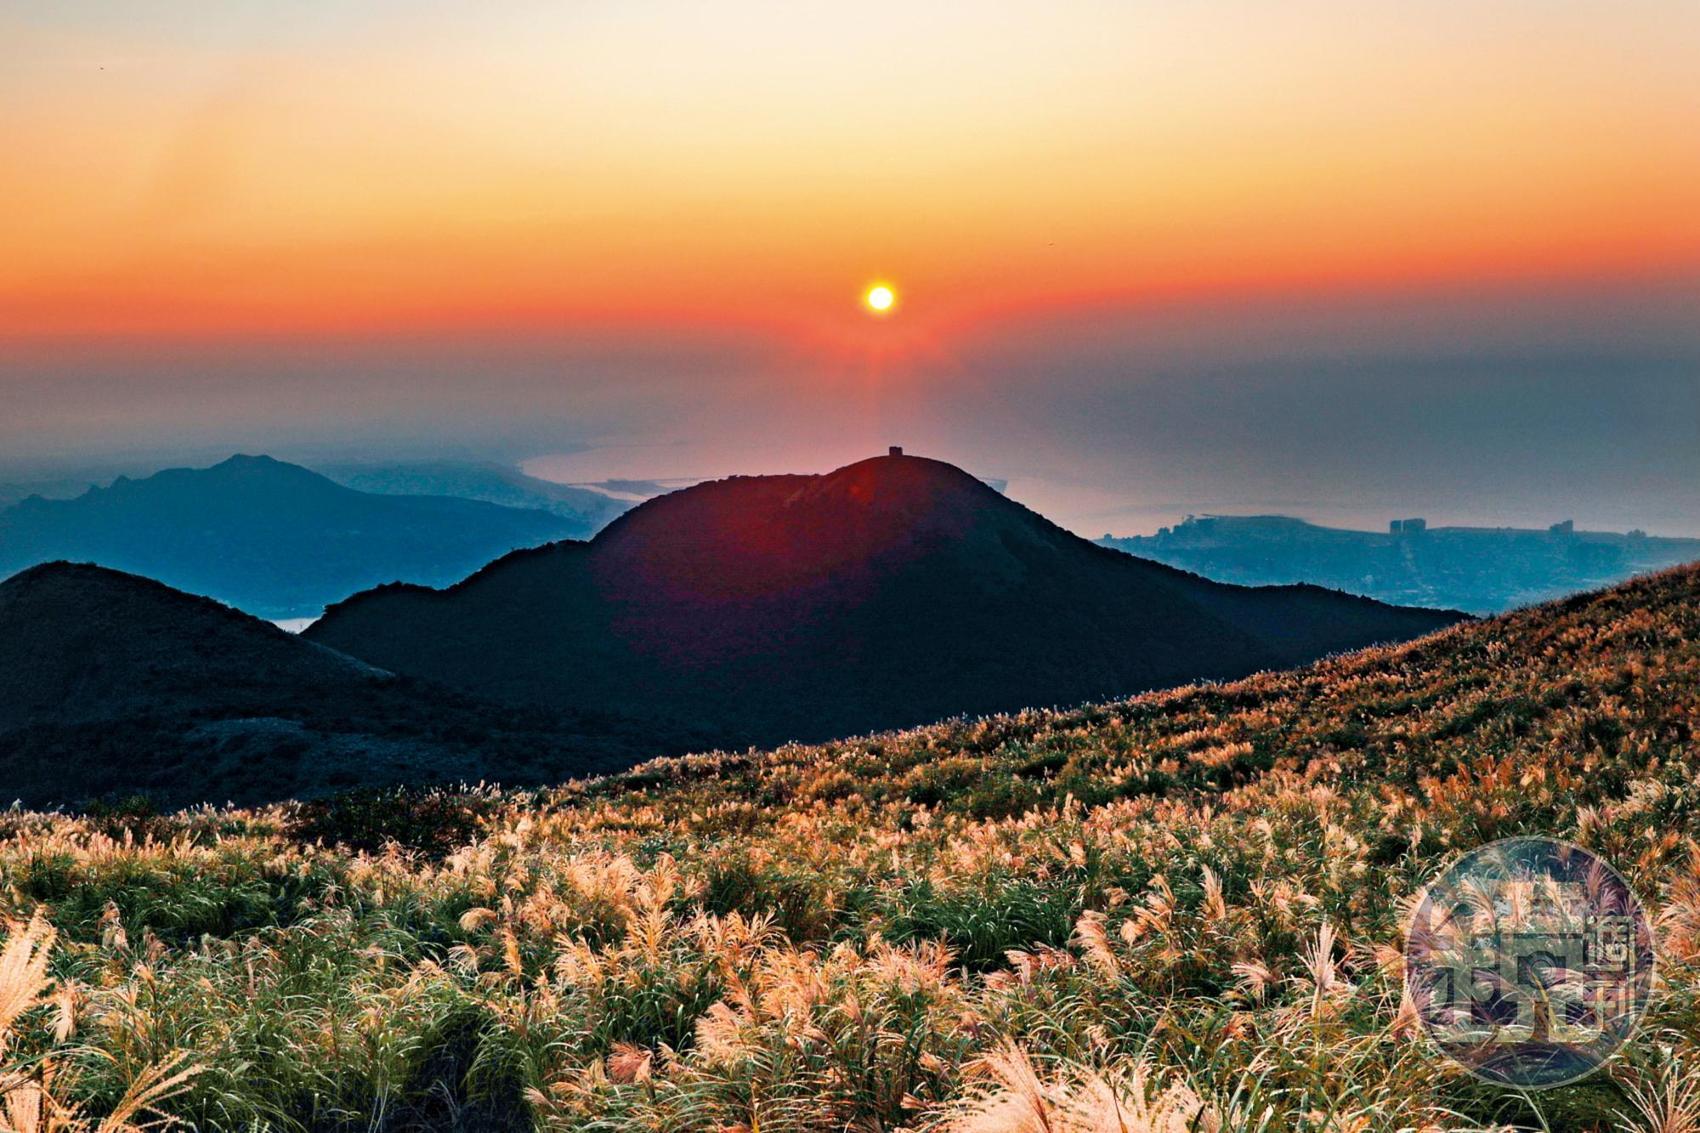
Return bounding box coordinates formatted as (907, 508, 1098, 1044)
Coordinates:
(863, 283, 897, 315)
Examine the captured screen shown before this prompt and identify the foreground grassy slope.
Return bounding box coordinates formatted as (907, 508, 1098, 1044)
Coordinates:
(2, 565, 1699, 1131)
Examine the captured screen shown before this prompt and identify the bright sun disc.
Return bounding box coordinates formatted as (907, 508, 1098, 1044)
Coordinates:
(863, 283, 896, 314)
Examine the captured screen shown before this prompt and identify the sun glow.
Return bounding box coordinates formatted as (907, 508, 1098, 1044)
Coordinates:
(863, 283, 897, 315)
(0, 4, 1696, 342)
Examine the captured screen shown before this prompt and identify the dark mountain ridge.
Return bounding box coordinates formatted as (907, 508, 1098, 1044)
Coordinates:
(0, 560, 367, 733)
(0, 561, 707, 807)
(308, 453, 1467, 746)
(0, 455, 581, 619)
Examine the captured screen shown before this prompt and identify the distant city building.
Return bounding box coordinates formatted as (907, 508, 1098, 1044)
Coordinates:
(1097, 513, 1700, 615)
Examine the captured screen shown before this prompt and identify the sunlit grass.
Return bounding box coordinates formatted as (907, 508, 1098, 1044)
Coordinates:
(2, 565, 1699, 1130)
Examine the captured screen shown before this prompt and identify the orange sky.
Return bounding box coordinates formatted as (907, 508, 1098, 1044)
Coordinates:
(3, 1, 1699, 343)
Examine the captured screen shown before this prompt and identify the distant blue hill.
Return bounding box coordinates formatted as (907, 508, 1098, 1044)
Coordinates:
(0, 455, 583, 619)
(318, 459, 630, 533)
(1099, 514, 1700, 614)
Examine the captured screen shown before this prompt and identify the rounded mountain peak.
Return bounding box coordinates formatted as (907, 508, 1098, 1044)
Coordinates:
(591, 451, 1044, 560)
(204, 454, 326, 482)
(797, 452, 998, 506)
(580, 451, 1066, 605)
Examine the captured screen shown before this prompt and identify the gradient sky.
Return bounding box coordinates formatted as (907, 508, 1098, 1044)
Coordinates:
(3, 2, 1698, 533)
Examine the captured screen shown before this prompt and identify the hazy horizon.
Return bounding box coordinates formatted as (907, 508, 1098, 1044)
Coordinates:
(5, 274, 1697, 539)
(4, 1, 1698, 538)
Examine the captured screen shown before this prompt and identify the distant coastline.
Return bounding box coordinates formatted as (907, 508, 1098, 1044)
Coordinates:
(1101, 514, 1700, 614)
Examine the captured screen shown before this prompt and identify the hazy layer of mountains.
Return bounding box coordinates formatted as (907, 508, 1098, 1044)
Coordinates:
(1100, 514, 1700, 615)
(0, 456, 596, 619)
(319, 459, 631, 530)
(9, 450, 1680, 632)
(0, 562, 714, 807)
(0, 448, 1535, 807)
(307, 454, 1463, 748)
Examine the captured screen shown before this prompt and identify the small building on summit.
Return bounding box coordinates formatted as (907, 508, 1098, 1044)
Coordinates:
(889, 446, 904, 457)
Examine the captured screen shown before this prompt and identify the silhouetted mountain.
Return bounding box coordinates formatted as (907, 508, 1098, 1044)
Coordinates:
(0, 455, 583, 619)
(308, 453, 1466, 746)
(319, 459, 630, 535)
(1100, 514, 1700, 614)
(0, 562, 707, 807)
(0, 474, 102, 511)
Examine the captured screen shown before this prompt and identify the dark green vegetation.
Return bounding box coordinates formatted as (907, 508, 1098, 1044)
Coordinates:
(1102, 512, 1700, 614)
(309, 454, 1464, 747)
(0, 563, 714, 808)
(3, 565, 1699, 1130)
(0, 454, 585, 619)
